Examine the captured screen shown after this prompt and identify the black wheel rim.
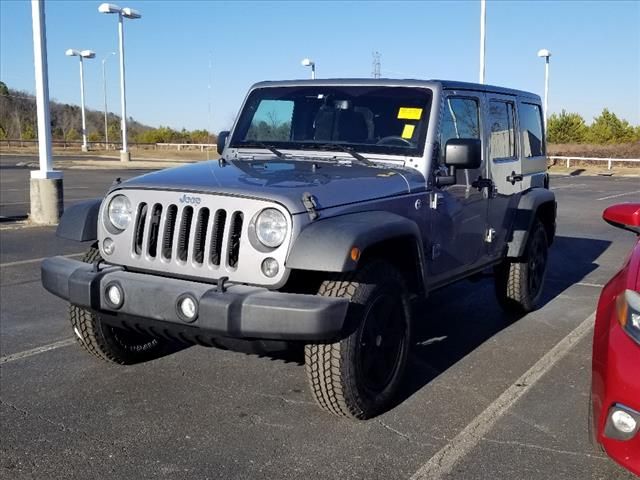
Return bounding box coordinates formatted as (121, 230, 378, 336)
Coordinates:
(528, 231, 547, 297)
(358, 293, 406, 393)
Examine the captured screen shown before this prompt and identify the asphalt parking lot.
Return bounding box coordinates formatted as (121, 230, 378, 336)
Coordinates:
(1, 154, 639, 479)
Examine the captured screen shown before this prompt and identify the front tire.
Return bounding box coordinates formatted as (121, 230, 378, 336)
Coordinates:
(69, 244, 169, 365)
(304, 261, 412, 419)
(495, 219, 548, 313)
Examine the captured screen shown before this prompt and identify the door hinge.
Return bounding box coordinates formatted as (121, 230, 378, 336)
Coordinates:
(485, 228, 496, 243)
(431, 243, 441, 259)
(429, 192, 443, 210)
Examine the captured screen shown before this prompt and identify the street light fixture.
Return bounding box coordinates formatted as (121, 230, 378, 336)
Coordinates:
(98, 3, 142, 162)
(65, 48, 95, 152)
(102, 52, 116, 150)
(537, 48, 552, 129)
(301, 58, 315, 80)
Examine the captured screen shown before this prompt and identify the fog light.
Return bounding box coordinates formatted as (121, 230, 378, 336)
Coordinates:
(605, 404, 640, 440)
(261, 257, 279, 278)
(105, 282, 124, 309)
(612, 409, 637, 434)
(103, 237, 115, 255)
(176, 294, 198, 322)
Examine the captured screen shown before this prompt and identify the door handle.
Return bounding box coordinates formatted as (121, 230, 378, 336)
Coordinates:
(506, 171, 523, 185)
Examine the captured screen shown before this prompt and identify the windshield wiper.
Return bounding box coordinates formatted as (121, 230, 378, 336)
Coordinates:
(238, 142, 287, 159)
(316, 144, 373, 166)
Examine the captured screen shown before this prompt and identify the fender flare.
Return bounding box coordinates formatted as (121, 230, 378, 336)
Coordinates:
(507, 188, 556, 258)
(56, 198, 102, 242)
(286, 211, 425, 274)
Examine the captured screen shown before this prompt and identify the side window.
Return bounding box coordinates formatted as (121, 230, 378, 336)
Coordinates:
(489, 100, 516, 161)
(520, 103, 544, 157)
(439, 97, 480, 163)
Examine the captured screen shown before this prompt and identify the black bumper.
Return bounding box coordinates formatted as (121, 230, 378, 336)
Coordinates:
(41, 256, 349, 341)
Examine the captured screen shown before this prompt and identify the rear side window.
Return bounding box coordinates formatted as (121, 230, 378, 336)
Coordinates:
(489, 100, 516, 161)
(520, 103, 544, 157)
(439, 97, 480, 163)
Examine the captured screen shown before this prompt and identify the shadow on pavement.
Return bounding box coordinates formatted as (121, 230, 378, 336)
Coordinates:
(396, 235, 610, 406)
(40, 233, 611, 412)
(169, 235, 611, 410)
(192, 235, 611, 413)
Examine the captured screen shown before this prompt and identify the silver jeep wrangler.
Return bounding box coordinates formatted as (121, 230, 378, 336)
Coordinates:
(42, 79, 556, 419)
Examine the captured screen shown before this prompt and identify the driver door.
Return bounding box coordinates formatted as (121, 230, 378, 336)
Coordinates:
(428, 93, 489, 283)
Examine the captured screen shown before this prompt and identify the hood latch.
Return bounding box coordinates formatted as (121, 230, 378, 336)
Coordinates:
(301, 192, 319, 221)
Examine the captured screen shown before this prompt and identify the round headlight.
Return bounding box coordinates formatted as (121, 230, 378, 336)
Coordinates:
(107, 194, 132, 231)
(255, 208, 288, 248)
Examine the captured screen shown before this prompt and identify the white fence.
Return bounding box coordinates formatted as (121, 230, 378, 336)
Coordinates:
(548, 156, 640, 170)
(155, 143, 217, 151)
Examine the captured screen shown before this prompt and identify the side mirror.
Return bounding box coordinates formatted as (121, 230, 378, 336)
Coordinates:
(603, 203, 640, 234)
(217, 131, 230, 155)
(444, 138, 482, 170)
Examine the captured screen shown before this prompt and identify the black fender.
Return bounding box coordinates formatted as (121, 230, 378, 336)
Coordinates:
(286, 211, 425, 273)
(507, 188, 556, 258)
(56, 198, 102, 242)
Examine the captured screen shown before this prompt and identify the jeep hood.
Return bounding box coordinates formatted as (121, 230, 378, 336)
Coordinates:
(117, 159, 426, 214)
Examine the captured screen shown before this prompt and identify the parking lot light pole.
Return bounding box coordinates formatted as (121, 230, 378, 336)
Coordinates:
(301, 58, 315, 79)
(98, 3, 141, 162)
(479, 0, 486, 84)
(102, 52, 116, 150)
(30, 0, 63, 224)
(537, 48, 552, 130)
(65, 49, 95, 152)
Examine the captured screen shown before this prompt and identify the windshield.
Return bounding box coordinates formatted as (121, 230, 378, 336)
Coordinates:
(230, 85, 433, 157)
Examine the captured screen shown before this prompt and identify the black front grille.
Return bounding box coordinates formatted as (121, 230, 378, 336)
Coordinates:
(147, 204, 163, 258)
(133, 203, 148, 255)
(193, 208, 210, 265)
(132, 202, 241, 268)
(227, 212, 243, 269)
(162, 205, 178, 259)
(210, 209, 227, 266)
(177, 206, 193, 262)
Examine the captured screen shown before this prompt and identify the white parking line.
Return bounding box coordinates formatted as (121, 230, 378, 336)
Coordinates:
(547, 279, 604, 289)
(0, 338, 76, 365)
(0, 252, 83, 268)
(576, 281, 605, 288)
(1, 187, 90, 192)
(0, 197, 96, 206)
(597, 190, 640, 201)
(550, 183, 588, 190)
(409, 312, 595, 480)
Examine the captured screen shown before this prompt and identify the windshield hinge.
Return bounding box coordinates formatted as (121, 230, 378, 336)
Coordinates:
(301, 192, 319, 221)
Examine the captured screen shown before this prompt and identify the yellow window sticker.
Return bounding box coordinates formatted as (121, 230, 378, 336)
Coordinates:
(401, 124, 415, 139)
(397, 107, 423, 120)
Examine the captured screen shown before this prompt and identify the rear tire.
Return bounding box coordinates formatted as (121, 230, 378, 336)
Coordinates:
(495, 219, 548, 313)
(69, 244, 169, 365)
(304, 261, 412, 420)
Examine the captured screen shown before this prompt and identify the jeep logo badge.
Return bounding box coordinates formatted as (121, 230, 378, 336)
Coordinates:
(179, 194, 201, 205)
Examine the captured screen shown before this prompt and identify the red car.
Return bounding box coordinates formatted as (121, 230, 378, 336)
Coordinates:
(592, 202, 640, 476)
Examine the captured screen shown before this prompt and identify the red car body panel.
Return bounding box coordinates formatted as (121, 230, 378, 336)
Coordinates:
(591, 205, 640, 476)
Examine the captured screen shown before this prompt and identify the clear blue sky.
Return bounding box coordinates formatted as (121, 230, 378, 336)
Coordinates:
(1, 0, 639, 132)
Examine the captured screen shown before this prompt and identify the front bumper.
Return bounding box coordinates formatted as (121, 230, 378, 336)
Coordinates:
(592, 312, 640, 476)
(41, 256, 349, 341)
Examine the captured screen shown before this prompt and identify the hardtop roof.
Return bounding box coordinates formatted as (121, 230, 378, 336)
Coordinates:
(250, 78, 541, 102)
